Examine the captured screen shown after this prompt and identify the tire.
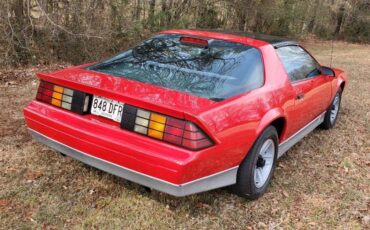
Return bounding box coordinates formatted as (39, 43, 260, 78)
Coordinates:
(232, 126, 278, 200)
(321, 88, 342, 129)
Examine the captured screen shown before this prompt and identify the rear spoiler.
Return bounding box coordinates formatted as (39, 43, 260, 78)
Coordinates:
(36, 72, 220, 144)
(37, 72, 186, 119)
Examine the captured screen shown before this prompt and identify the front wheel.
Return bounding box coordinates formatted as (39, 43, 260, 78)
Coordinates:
(232, 126, 278, 200)
(321, 88, 342, 129)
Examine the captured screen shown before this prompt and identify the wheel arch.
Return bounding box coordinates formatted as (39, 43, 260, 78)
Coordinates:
(270, 117, 286, 140)
(339, 81, 346, 91)
(334, 68, 347, 93)
(255, 108, 286, 142)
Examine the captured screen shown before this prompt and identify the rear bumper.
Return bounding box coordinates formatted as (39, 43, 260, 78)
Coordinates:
(24, 101, 238, 196)
(29, 129, 237, 196)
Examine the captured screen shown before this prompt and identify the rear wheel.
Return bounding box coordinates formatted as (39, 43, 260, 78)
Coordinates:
(232, 126, 278, 199)
(321, 88, 342, 129)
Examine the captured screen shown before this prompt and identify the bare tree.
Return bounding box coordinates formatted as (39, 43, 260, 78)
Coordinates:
(0, 0, 368, 67)
(334, 4, 346, 35)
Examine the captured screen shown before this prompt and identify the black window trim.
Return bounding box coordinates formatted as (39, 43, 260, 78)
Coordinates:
(275, 44, 323, 84)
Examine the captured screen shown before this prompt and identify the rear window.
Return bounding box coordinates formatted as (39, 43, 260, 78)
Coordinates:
(87, 34, 264, 101)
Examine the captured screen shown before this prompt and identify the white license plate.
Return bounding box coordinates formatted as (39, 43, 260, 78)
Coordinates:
(91, 95, 124, 122)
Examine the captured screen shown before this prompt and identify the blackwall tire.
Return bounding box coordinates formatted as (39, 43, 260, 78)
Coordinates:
(321, 88, 342, 130)
(232, 126, 278, 200)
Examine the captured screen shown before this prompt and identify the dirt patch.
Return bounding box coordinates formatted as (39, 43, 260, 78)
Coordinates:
(0, 42, 369, 229)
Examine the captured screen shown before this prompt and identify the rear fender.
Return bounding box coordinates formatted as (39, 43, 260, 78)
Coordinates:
(255, 108, 285, 142)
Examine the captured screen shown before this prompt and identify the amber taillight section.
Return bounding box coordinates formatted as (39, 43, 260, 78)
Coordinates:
(36, 81, 90, 114)
(120, 104, 213, 150)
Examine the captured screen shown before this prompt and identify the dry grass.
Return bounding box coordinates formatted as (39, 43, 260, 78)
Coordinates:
(0, 41, 369, 229)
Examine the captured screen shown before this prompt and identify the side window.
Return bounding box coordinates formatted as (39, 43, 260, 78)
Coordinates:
(276, 46, 320, 82)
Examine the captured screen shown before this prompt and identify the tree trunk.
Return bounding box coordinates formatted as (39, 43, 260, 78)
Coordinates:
(173, 0, 189, 21)
(11, 0, 31, 65)
(161, 0, 167, 12)
(133, 0, 142, 20)
(149, 0, 156, 19)
(307, 0, 320, 33)
(253, 0, 269, 32)
(334, 4, 345, 35)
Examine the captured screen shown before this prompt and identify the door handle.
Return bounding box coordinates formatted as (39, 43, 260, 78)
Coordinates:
(296, 93, 305, 100)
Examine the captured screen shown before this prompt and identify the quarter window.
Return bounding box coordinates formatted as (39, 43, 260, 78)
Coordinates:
(276, 46, 320, 82)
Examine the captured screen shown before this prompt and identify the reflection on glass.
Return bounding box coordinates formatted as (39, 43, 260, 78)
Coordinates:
(87, 34, 264, 101)
(276, 46, 320, 82)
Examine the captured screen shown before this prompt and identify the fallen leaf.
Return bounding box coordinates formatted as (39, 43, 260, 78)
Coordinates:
(25, 170, 43, 180)
(362, 215, 370, 225)
(282, 190, 289, 198)
(0, 199, 11, 208)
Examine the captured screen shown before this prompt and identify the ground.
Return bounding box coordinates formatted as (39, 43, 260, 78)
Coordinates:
(0, 41, 369, 229)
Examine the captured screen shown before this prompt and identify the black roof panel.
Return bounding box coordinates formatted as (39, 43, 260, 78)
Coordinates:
(203, 29, 298, 47)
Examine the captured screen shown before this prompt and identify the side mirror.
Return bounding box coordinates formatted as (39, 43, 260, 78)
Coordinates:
(321, 66, 335, 77)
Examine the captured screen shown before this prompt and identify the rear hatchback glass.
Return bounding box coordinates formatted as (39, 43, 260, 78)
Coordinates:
(87, 34, 264, 101)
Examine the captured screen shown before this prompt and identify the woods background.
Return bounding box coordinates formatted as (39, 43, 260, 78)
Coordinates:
(1, 0, 369, 67)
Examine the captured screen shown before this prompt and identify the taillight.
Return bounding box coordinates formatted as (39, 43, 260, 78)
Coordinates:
(36, 81, 90, 114)
(120, 104, 213, 150)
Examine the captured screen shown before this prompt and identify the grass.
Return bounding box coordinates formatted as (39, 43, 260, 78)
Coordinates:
(1, 41, 369, 229)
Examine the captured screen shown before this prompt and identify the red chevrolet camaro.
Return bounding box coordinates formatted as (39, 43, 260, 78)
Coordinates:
(24, 29, 347, 199)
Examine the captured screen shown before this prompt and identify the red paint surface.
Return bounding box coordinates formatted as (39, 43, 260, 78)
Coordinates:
(23, 30, 347, 184)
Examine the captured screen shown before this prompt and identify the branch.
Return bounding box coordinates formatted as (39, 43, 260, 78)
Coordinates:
(35, 0, 104, 40)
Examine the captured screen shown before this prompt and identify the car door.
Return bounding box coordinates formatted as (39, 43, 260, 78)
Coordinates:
(308, 69, 332, 118)
(276, 45, 332, 132)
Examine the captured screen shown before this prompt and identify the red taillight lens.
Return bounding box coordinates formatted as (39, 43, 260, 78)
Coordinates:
(36, 81, 52, 103)
(120, 105, 213, 150)
(36, 80, 90, 114)
(164, 122, 213, 150)
(182, 138, 213, 150)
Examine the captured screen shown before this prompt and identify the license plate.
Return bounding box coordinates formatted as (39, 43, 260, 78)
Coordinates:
(91, 95, 124, 122)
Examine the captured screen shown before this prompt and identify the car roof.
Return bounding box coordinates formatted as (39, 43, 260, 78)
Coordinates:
(212, 30, 298, 48)
(160, 29, 298, 48)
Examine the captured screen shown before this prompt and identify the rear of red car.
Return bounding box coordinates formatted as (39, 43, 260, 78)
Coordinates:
(24, 32, 265, 196)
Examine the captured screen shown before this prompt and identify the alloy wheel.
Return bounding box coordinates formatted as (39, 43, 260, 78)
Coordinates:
(254, 139, 275, 188)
